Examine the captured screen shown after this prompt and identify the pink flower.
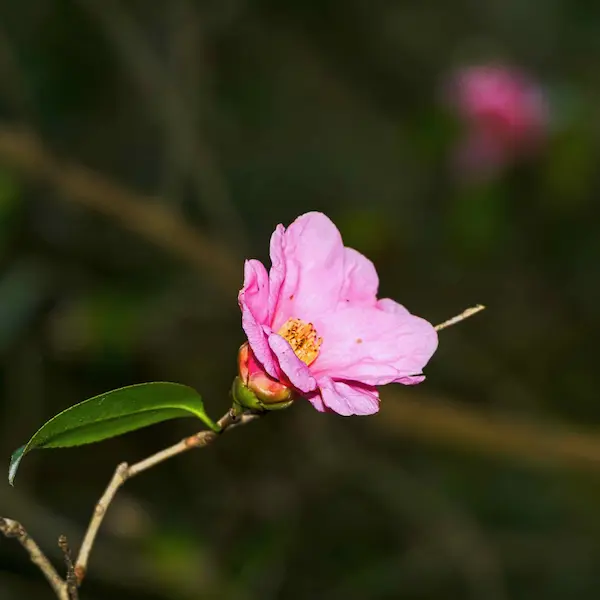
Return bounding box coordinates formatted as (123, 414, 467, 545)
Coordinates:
(447, 65, 549, 178)
(237, 212, 438, 416)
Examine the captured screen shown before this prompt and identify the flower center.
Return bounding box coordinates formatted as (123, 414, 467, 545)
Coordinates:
(277, 318, 322, 366)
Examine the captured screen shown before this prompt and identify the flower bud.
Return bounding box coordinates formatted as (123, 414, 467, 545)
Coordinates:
(233, 343, 295, 411)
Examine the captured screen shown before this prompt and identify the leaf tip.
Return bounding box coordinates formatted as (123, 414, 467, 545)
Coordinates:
(8, 445, 26, 486)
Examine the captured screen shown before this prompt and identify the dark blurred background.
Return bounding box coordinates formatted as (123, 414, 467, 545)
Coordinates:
(1, 1, 600, 599)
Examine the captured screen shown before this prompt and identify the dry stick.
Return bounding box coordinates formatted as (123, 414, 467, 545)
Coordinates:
(74, 410, 258, 585)
(0, 518, 69, 600)
(58, 536, 78, 600)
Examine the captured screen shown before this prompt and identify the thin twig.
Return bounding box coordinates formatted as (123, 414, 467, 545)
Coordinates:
(0, 518, 68, 600)
(74, 410, 258, 584)
(435, 304, 486, 331)
(58, 536, 79, 600)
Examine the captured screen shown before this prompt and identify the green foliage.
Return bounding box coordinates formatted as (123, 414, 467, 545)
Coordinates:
(8, 383, 220, 486)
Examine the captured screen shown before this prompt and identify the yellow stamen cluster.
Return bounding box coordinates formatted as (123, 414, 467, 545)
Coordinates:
(277, 318, 322, 366)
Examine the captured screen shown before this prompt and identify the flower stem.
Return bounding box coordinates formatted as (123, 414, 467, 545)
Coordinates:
(434, 304, 485, 331)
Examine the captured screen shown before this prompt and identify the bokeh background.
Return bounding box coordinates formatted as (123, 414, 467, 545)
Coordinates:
(1, 1, 600, 599)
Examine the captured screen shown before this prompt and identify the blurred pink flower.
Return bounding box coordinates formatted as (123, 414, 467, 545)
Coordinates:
(447, 64, 549, 178)
(238, 212, 438, 416)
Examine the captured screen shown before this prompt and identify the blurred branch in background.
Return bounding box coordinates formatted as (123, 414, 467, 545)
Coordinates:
(162, 0, 203, 208)
(0, 126, 240, 291)
(74, 0, 247, 250)
(380, 392, 600, 472)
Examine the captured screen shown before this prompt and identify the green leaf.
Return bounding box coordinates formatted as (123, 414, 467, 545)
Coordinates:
(8, 382, 220, 486)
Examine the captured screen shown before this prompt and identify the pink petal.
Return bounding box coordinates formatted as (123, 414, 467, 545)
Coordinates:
(267, 333, 317, 393)
(311, 306, 438, 386)
(240, 306, 278, 379)
(377, 301, 431, 384)
(269, 212, 346, 331)
(267, 224, 286, 324)
(318, 377, 380, 416)
(376, 298, 411, 316)
(396, 374, 426, 385)
(238, 260, 278, 378)
(305, 389, 327, 412)
(339, 248, 379, 306)
(240, 260, 269, 323)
